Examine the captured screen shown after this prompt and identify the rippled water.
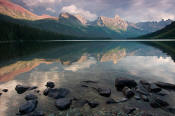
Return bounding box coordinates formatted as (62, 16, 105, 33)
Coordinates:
(0, 42, 175, 116)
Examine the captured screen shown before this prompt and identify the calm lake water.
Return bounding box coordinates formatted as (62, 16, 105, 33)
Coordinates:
(0, 41, 175, 116)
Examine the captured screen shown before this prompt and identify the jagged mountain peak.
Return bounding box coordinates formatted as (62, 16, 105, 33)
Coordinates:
(59, 12, 87, 25)
(96, 15, 128, 31)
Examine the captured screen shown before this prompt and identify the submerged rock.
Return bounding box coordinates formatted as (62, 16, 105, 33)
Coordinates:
(25, 94, 38, 101)
(140, 95, 149, 102)
(122, 87, 134, 98)
(82, 80, 97, 84)
(0, 93, 2, 96)
(155, 82, 175, 90)
(26, 110, 45, 116)
(167, 107, 175, 114)
(43, 88, 50, 96)
(97, 88, 111, 97)
(47, 88, 70, 99)
(2, 89, 8, 92)
(150, 98, 169, 108)
(149, 84, 161, 93)
(19, 100, 38, 115)
(55, 98, 72, 110)
(28, 86, 38, 91)
(46, 82, 55, 88)
(15, 85, 30, 94)
(106, 98, 117, 104)
(116, 98, 128, 103)
(115, 77, 137, 91)
(136, 84, 149, 96)
(74, 99, 88, 107)
(123, 106, 136, 114)
(80, 84, 89, 88)
(88, 101, 99, 108)
(134, 95, 141, 100)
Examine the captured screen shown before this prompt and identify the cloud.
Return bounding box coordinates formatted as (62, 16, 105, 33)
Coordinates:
(12, 0, 175, 22)
(46, 8, 56, 13)
(61, 5, 97, 21)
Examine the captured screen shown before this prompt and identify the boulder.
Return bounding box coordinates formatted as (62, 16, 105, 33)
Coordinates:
(106, 98, 117, 104)
(26, 110, 44, 116)
(140, 80, 150, 90)
(2, 89, 8, 92)
(82, 80, 97, 83)
(25, 94, 38, 101)
(134, 95, 141, 100)
(47, 88, 70, 99)
(115, 77, 137, 91)
(74, 99, 88, 107)
(150, 98, 169, 108)
(122, 87, 134, 98)
(155, 82, 175, 90)
(88, 101, 99, 108)
(141, 95, 149, 102)
(97, 88, 111, 97)
(15, 85, 30, 94)
(116, 98, 128, 103)
(28, 86, 38, 91)
(43, 88, 50, 96)
(167, 107, 175, 114)
(46, 82, 55, 88)
(136, 84, 149, 96)
(19, 100, 38, 115)
(55, 98, 72, 110)
(123, 106, 136, 114)
(149, 84, 161, 93)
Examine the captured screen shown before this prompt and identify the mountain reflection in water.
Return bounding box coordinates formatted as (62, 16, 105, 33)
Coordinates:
(0, 42, 175, 116)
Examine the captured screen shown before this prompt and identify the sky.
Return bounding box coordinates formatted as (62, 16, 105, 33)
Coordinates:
(11, 0, 175, 22)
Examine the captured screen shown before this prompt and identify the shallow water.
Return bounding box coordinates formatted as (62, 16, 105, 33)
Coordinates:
(0, 42, 175, 116)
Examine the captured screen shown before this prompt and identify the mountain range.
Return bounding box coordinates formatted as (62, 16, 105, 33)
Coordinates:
(0, 0, 174, 39)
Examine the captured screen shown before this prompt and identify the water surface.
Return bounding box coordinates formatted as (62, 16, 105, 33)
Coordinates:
(0, 42, 175, 116)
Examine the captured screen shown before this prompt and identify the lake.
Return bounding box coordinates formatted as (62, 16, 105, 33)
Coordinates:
(0, 41, 175, 116)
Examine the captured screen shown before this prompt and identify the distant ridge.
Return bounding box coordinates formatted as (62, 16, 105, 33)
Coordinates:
(0, 0, 57, 20)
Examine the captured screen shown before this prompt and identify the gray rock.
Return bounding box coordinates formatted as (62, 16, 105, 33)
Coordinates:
(46, 82, 55, 88)
(25, 94, 38, 101)
(167, 107, 175, 114)
(116, 98, 128, 103)
(74, 99, 88, 107)
(88, 101, 99, 108)
(122, 87, 134, 98)
(15, 85, 30, 94)
(150, 98, 169, 108)
(155, 82, 175, 90)
(97, 88, 111, 97)
(19, 100, 38, 115)
(55, 98, 72, 110)
(43, 88, 50, 96)
(26, 110, 44, 116)
(140, 80, 150, 90)
(123, 106, 136, 114)
(115, 77, 137, 91)
(47, 88, 70, 99)
(149, 84, 161, 93)
(106, 98, 117, 104)
(28, 86, 38, 91)
(134, 95, 141, 100)
(82, 80, 97, 83)
(0, 93, 2, 96)
(2, 89, 8, 92)
(141, 95, 149, 102)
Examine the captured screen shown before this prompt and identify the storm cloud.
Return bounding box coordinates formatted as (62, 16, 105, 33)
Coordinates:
(11, 0, 175, 22)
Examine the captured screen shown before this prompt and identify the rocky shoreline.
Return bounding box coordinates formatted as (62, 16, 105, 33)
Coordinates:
(1, 78, 175, 116)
